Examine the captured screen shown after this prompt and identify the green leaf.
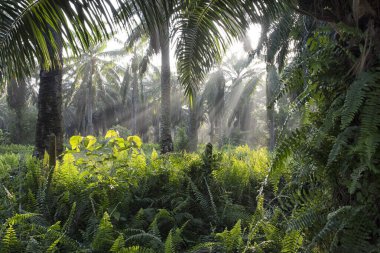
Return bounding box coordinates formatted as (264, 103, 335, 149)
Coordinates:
(127, 136, 143, 148)
(85, 135, 97, 150)
(69, 136, 83, 151)
(105, 130, 119, 139)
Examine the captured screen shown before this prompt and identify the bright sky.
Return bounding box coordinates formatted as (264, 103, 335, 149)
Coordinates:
(105, 23, 262, 74)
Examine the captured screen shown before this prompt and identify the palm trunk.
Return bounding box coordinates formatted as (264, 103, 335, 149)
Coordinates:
(85, 60, 95, 135)
(210, 120, 215, 143)
(159, 22, 173, 153)
(35, 28, 63, 157)
(187, 98, 198, 151)
(132, 65, 138, 135)
(14, 110, 23, 144)
(139, 79, 148, 142)
(7, 78, 27, 144)
(153, 107, 160, 144)
(266, 64, 276, 151)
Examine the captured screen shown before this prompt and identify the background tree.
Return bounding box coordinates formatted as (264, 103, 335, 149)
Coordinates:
(6, 78, 27, 144)
(63, 43, 125, 136)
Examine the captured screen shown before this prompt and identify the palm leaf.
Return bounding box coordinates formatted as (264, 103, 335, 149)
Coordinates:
(0, 0, 122, 82)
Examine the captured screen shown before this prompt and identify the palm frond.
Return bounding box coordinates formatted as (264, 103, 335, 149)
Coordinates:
(0, 0, 121, 82)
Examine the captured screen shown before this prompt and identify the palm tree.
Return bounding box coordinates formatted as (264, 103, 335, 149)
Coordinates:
(0, 0, 121, 156)
(116, 0, 283, 152)
(63, 43, 125, 136)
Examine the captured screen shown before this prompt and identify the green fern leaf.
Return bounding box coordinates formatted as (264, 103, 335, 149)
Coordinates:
(281, 230, 303, 253)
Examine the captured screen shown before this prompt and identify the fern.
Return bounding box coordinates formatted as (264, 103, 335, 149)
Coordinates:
(189, 242, 220, 253)
(216, 220, 244, 252)
(91, 212, 115, 252)
(281, 230, 303, 253)
(121, 246, 156, 253)
(1, 225, 18, 253)
(327, 126, 358, 167)
(340, 71, 374, 129)
(204, 178, 218, 219)
(4, 213, 39, 226)
(125, 229, 164, 250)
(348, 166, 367, 194)
(308, 206, 352, 250)
(358, 77, 380, 170)
(62, 202, 76, 233)
(164, 230, 176, 253)
(110, 234, 125, 252)
(268, 127, 309, 192)
(188, 177, 210, 214)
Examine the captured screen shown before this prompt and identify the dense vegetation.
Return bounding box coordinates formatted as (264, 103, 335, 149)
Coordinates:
(0, 131, 273, 252)
(1, 0, 379, 252)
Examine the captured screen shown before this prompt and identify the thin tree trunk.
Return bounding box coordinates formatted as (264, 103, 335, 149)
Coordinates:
(85, 60, 95, 135)
(7, 78, 27, 144)
(140, 78, 148, 142)
(132, 63, 138, 135)
(210, 121, 215, 143)
(160, 22, 173, 153)
(266, 64, 276, 151)
(153, 107, 160, 144)
(187, 98, 198, 152)
(14, 110, 23, 144)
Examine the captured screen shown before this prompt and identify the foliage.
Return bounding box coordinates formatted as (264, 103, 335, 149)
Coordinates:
(265, 23, 380, 252)
(0, 132, 273, 252)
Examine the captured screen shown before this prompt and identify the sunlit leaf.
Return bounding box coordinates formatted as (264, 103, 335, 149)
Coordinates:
(105, 130, 119, 139)
(127, 136, 142, 148)
(70, 136, 83, 151)
(85, 135, 97, 150)
(151, 148, 158, 160)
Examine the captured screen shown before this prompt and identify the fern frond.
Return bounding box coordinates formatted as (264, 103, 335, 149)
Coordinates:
(281, 230, 303, 253)
(204, 178, 218, 219)
(1, 225, 18, 252)
(164, 230, 175, 253)
(121, 245, 156, 253)
(188, 177, 210, 214)
(308, 206, 352, 250)
(341, 71, 376, 129)
(348, 166, 367, 194)
(62, 202, 76, 233)
(4, 213, 39, 226)
(189, 242, 220, 253)
(110, 234, 125, 252)
(288, 208, 321, 231)
(268, 127, 309, 192)
(125, 232, 163, 249)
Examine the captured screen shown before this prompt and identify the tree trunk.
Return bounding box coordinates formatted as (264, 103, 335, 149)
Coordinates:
(214, 70, 225, 146)
(139, 78, 148, 142)
(153, 107, 160, 144)
(210, 120, 215, 143)
(187, 97, 198, 152)
(35, 29, 63, 157)
(266, 64, 276, 151)
(132, 62, 138, 135)
(7, 78, 27, 144)
(85, 60, 95, 135)
(159, 22, 173, 153)
(35, 69, 63, 156)
(14, 110, 23, 144)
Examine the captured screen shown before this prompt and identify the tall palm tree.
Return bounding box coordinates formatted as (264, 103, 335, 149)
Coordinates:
(63, 43, 125, 136)
(117, 0, 283, 152)
(0, 0, 120, 156)
(34, 28, 64, 156)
